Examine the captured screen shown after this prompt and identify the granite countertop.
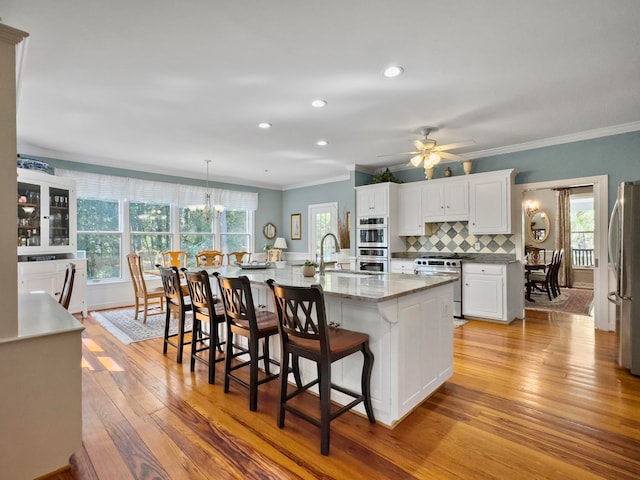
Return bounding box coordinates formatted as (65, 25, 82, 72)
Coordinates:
(391, 252, 518, 264)
(206, 265, 456, 303)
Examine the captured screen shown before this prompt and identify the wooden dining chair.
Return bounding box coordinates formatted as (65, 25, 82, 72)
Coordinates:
(267, 280, 375, 455)
(183, 269, 226, 384)
(159, 266, 192, 363)
(528, 249, 560, 301)
(162, 250, 188, 269)
(227, 251, 251, 265)
(57, 263, 76, 310)
(126, 253, 165, 323)
(195, 249, 224, 267)
(213, 272, 280, 411)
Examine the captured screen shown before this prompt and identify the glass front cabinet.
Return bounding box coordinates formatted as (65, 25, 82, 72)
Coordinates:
(17, 169, 77, 256)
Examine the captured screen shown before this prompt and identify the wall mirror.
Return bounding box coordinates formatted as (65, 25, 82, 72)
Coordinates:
(527, 210, 550, 243)
(263, 222, 276, 239)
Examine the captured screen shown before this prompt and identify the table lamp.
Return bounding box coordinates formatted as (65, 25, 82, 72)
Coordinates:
(273, 237, 288, 264)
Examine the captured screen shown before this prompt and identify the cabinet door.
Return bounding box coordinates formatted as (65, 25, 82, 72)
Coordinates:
(469, 174, 510, 234)
(444, 179, 469, 219)
(463, 272, 504, 320)
(390, 260, 415, 274)
(397, 184, 423, 235)
(356, 184, 388, 217)
(422, 183, 445, 221)
(17, 170, 77, 256)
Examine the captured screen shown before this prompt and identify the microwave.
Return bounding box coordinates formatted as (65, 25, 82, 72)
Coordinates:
(357, 226, 388, 247)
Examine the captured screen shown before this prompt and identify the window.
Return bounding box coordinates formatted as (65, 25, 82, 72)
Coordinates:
(179, 207, 214, 268)
(130, 201, 171, 270)
(58, 169, 258, 281)
(570, 194, 594, 267)
(221, 210, 251, 253)
(77, 198, 122, 280)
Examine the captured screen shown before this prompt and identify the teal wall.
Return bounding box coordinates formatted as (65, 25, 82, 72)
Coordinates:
(29, 156, 284, 246)
(24, 130, 640, 256)
(282, 174, 356, 253)
(391, 131, 640, 213)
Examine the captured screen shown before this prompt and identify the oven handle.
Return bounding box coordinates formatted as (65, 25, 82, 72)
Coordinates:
(416, 270, 460, 276)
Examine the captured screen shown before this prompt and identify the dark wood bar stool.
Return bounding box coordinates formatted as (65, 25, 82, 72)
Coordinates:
(159, 266, 192, 363)
(183, 269, 226, 384)
(213, 273, 280, 412)
(267, 280, 375, 456)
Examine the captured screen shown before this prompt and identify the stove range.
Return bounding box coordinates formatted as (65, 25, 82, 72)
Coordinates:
(414, 253, 464, 319)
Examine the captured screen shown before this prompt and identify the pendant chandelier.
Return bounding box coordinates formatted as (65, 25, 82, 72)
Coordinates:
(202, 159, 224, 222)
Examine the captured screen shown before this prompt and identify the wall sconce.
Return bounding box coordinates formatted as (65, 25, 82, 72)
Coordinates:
(525, 200, 539, 217)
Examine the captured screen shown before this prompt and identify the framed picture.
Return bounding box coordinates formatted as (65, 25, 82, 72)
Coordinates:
(291, 213, 302, 240)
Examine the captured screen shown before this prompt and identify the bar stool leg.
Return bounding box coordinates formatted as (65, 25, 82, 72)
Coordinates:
(362, 342, 376, 424)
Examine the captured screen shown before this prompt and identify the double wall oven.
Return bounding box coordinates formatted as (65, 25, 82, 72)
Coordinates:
(356, 217, 389, 272)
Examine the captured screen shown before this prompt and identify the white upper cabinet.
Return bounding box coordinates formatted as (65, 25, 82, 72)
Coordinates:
(397, 183, 423, 236)
(468, 169, 515, 234)
(17, 169, 77, 256)
(422, 178, 469, 223)
(356, 183, 389, 217)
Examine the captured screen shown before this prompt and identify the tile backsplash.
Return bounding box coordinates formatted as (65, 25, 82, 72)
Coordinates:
(404, 221, 516, 254)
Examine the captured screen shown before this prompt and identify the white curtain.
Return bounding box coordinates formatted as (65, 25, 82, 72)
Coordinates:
(57, 169, 258, 210)
(556, 188, 572, 288)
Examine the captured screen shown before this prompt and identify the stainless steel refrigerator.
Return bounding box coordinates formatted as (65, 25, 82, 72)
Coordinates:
(608, 180, 640, 376)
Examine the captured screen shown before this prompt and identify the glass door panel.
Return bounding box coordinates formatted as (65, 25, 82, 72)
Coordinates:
(17, 181, 41, 247)
(49, 186, 70, 246)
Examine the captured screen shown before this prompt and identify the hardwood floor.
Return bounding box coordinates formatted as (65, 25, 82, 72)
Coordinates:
(49, 309, 640, 480)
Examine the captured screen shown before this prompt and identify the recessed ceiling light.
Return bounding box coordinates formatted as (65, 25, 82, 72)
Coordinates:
(311, 99, 327, 108)
(383, 65, 404, 78)
(258, 122, 272, 129)
(316, 140, 328, 146)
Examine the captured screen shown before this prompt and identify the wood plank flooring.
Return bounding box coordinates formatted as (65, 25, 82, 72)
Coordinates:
(47, 309, 640, 480)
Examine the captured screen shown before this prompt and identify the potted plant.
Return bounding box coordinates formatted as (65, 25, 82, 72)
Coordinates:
(302, 260, 318, 277)
(370, 168, 403, 184)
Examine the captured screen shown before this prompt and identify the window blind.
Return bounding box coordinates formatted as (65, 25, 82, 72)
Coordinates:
(57, 169, 258, 210)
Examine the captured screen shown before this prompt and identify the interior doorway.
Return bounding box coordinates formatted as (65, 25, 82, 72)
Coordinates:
(515, 175, 609, 331)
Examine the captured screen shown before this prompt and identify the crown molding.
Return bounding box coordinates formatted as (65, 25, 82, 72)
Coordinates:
(465, 121, 640, 160)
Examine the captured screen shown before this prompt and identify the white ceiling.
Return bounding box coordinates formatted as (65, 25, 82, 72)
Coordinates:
(4, 1, 640, 190)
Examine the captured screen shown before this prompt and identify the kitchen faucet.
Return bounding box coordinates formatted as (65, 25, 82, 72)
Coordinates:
(319, 233, 340, 275)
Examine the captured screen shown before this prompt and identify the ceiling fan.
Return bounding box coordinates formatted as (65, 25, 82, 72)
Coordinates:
(379, 127, 475, 170)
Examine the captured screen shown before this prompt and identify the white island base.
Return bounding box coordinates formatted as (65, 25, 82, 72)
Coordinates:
(230, 267, 456, 428)
(312, 282, 454, 427)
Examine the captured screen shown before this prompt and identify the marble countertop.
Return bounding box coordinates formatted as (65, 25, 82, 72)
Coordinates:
(391, 252, 518, 264)
(0, 292, 84, 345)
(206, 265, 457, 303)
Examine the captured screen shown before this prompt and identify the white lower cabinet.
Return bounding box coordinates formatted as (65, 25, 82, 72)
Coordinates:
(462, 262, 523, 323)
(18, 259, 87, 316)
(390, 259, 416, 274)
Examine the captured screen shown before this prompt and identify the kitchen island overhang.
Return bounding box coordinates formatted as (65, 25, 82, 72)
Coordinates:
(208, 267, 456, 427)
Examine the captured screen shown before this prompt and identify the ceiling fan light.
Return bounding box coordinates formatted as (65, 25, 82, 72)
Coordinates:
(428, 152, 441, 164)
(410, 154, 423, 167)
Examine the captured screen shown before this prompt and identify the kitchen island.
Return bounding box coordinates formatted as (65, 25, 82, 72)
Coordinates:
(208, 266, 456, 427)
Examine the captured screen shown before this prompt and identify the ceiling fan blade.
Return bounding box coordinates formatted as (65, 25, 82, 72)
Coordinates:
(433, 140, 476, 152)
(376, 151, 420, 158)
(439, 151, 467, 161)
(413, 139, 426, 151)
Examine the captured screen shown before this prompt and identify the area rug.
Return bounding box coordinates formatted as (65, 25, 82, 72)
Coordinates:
(525, 287, 594, 316)
(92, 307, 192, 345)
